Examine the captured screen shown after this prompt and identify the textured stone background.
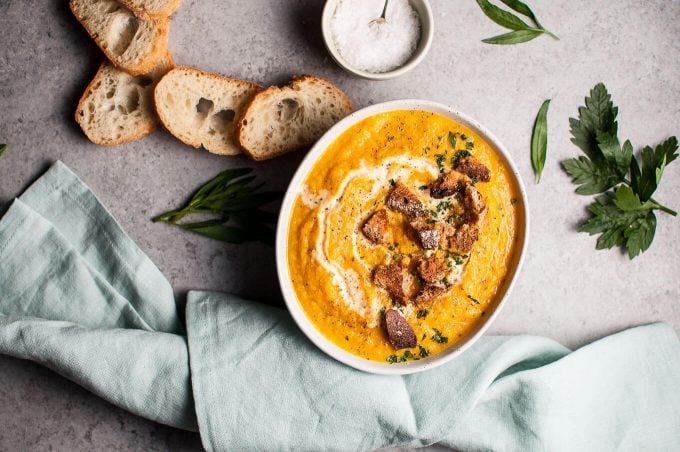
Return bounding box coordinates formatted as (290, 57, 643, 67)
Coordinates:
(0, 0, 679, 450)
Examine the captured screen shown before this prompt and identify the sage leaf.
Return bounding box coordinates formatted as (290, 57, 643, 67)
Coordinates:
(482, 29, 543, 45)
(476, 0, 559, 44)
(475, 0, 531, 31)
(499, 0, 541, 27)
(531, 99, 550, 183)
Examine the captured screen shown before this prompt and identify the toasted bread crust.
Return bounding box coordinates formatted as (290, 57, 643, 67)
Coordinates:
(70, 0, 170, 75)
(75, 51, 174, 146)
(119, 0, 183, 18)
(154, 66, 263, 155)
(235, 75, 353, 161)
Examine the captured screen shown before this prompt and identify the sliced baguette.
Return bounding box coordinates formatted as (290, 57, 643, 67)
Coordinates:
(75, 51, 174, 146)
(70, 0, 169, 75)
(154, 67, 263, 156)
(119, 0, 182, 18)
(235, 75, 353, 161)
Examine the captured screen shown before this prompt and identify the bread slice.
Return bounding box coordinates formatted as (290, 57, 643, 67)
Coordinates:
(119, 0, 182, 18)
(235, 75, 353, 161)
(75, 51, 174, 145)
(154, 67, 263, 156)
(70, 0, 169, 75)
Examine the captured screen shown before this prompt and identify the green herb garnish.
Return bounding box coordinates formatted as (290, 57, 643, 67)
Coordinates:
(419, 185, 428, 190)
(435, 154, 447, 171)
(153, 168, 280, 246)
(431, 329, 449, 344)
(510, 198, 518, 205)
(448, 131, 457, 149)
(562, 83, 678, 259)
(475, 0, 558, 45)
(448, 252, 467, 265)
(531, 99, 551, 183)
(0, 144, 6, 158)
(436, 201, 452, 213)
(466, 140, 474, 151)
(387, 355, 399, 364)
(418, 345, 430, 358)
(468, 295, 480, 305)
(416, 309, 429, 319)
(451, 150, 471, 168)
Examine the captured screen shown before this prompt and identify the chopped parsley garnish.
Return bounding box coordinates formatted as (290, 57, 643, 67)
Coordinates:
(448, 252, 466, 265)
(448, 131, 457, 149)
(466, 140, 475, 151)
(426, 218, 436, 224)
(451, 150, 471, 167)
(468, 294, 480, 305)
(446, 213, 465, 224)
(440, 277, 450, 288)
(419, 345, 430, 358)
(386, 350, 417, 364)
(460, 134, 468, 141)
(419, 185, 428, 190)
(436, 201, 452, 213)
(389, 178, 396, 187)
(378, 306, 386, 317)
(435, 154, 447, 171)
(431, 329, 449, 344)
(416, 309, 429, 319)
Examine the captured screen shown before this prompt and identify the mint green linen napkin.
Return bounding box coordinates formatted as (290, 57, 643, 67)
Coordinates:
(1, 161, 679, 451)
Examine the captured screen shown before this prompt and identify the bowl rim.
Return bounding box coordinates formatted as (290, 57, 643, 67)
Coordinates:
(276, 99, 530, 375)
(320, 0, 435, 81)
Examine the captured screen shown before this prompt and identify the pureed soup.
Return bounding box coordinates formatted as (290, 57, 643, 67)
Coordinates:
(288, 110, 522, 363)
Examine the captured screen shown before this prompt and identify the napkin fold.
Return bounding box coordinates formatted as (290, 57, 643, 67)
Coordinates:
(1, 161, 679, 451)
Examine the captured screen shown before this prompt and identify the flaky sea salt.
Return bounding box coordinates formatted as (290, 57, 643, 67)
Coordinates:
(330, 0, 421, 74)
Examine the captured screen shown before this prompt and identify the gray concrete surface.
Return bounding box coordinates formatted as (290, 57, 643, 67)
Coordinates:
(1, 0, 679, 450)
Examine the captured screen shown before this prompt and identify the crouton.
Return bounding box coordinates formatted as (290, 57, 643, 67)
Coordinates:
(446, 223, 479, 254)
(463, 184, 487, 223)
(417, 256, 449, 285)
(362, 209, 390, 244)
(454, 157, 491, 182)
(430, 171, 466, 199)
(384, 309, 417, 350)
(387, 182, 426, 218)
(415, 285, 448, 305)
(409, 219, 442, 250)
(374, 262, 412, 303)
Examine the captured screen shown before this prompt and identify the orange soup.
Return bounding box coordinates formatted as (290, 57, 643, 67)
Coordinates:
(287, 110, 521, 363)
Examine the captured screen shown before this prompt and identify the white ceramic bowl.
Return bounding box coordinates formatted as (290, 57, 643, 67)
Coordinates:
(321, 0, 434, 80)
(276, 100, 530, 375)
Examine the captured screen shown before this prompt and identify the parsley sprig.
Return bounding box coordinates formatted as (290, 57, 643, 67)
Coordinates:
(562, 83, 678, 259)
(153, 168, 280, 246)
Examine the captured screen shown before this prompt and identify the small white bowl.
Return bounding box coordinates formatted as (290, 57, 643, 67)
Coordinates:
(321, 0, 434, 80)
(276, 100, 530, 375)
